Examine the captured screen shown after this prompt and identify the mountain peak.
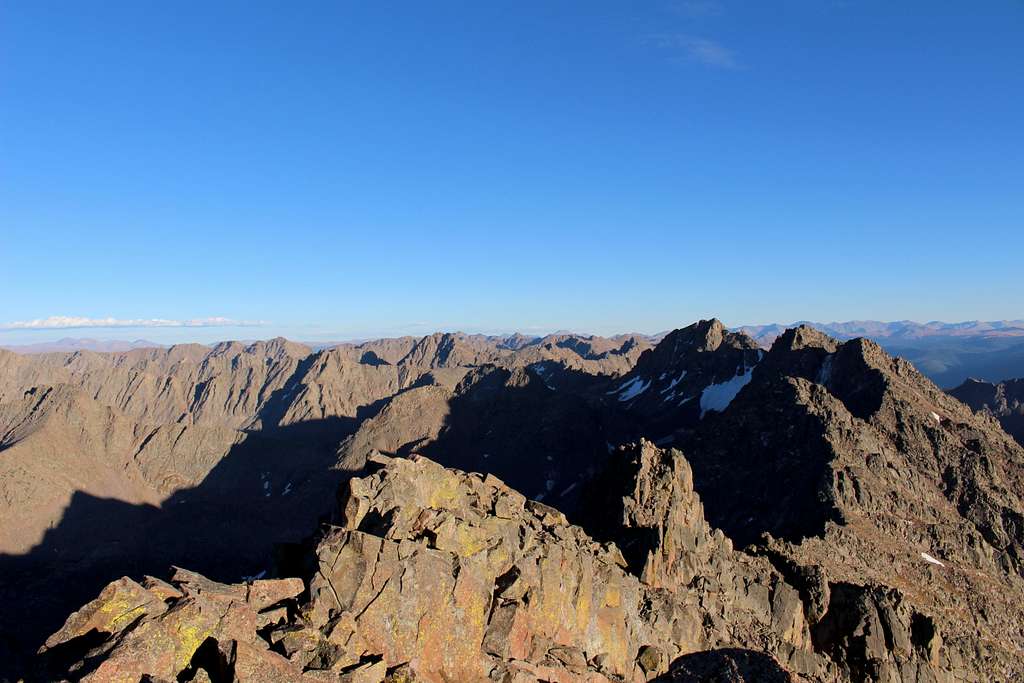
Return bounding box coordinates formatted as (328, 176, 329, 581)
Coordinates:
(679, 318, 726, 351)
(771, 324, 839, 353)
(653, 318, 756, 357)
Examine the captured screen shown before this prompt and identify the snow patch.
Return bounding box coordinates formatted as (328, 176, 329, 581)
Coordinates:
(929, 411, 941, 424)
(920, 552, 945, 567)
(617, 376, 651, 402)
(531, 364, 556, 390)
(660, 371, 687, 394)
(816, 356, 834, 386)
(699, 368, 754, 418)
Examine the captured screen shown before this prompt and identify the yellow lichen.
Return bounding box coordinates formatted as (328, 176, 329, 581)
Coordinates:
(93, 589, 150, 633)
(174, 621, 215, 670)
(426, 474, 463, 509)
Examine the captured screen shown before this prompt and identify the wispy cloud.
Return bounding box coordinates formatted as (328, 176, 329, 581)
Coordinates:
(649, 34, 739, 69)
(0, 316, 268, 331)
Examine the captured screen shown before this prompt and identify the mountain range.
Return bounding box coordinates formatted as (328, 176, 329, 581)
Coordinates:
(7, 318, 1023, 388)
(0, 337, 165, 354)
(738, 320, 1024, 389)
(1, 321, 1023, 681)
(738, 319, 1024, 344)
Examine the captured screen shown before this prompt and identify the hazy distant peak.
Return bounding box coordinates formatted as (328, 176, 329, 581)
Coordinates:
(0, 338, 165, 354)
(739, 319, 1024, 346)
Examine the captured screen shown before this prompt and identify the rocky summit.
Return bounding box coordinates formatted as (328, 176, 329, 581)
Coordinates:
(3, 321, 1024, 682)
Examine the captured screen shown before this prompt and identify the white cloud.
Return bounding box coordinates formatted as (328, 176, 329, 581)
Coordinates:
(650, 34, 739, 69)
(0, 316, 268, 331)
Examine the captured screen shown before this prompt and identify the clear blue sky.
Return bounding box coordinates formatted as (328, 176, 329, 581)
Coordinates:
(2, 1, 1022, 343)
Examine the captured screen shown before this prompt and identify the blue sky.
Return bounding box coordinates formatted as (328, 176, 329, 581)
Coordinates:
(2, 1, 1022, 343)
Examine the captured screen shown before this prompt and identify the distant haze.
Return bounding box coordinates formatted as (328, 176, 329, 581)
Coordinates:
(0, 338, 165, 354)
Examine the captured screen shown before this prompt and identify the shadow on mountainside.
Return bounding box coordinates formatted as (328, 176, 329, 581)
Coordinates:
(0, 418, 364, 681)
(651, 648, 794, 682)
(416, 365, 617, 520)
(0, 366, 629, 680)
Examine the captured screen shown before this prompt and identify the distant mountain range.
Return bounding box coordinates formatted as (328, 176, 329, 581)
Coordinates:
(3, 319, 1023, 387)
(736, 320, 1024, 388)
(0, 337, 165, 354)
(737, 319, 1024, 345)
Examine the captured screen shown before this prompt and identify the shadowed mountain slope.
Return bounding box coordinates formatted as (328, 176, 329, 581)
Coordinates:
(677, 326, 1024, 679)
(949, 376, 1024, 446)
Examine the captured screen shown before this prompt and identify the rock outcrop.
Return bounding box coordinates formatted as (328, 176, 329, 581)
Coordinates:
(42, 569, 307, 682)
(41, 453, 836, 682)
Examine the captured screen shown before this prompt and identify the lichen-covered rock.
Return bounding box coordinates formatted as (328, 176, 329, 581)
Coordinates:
(301, 455, 664, 681)
(42, 454, 822, 682)
(43, 576, 169, 653)
(39, 571, 305, 682)
(43, 435, 985, 682)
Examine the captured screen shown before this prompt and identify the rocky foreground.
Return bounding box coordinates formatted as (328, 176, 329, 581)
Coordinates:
(6, 322, 1024, 681)
(38, 449, 936, 682)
